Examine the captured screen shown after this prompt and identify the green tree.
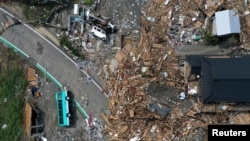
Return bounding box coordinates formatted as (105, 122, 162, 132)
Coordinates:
(204, 32, 218, 45)
(84, 0, 94, 5)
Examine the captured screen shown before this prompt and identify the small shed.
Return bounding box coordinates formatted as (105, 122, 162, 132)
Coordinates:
(213, 9, 241, 36)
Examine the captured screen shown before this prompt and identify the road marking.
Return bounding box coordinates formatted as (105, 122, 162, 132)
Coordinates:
(0, 8, 15, 17)
(0, 8, 108, 97)
(23, 26, 107, 96)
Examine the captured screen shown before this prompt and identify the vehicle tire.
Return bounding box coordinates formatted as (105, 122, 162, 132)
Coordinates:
(66, 113, 71, 117)
(91, 32, 94, 36)
(102, 37, 106, 41)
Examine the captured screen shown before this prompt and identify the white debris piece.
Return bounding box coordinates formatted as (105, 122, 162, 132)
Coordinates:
(150, 125, 157, 132)
(4, 98, 7, 103)
(179, 92, 185, 100)
(163, 54, 168, 60)
(141, 67, 148, 73)
(2, 124, 7, 129)
(244, 10, 250, 15)
(162, 72, 168, 77)
(129, 135, 140, 141)
(188, 86, 198, 95)
(164, 0, 170, 5)
(40, 136, 47, 141)
(218, 105, 228, 110)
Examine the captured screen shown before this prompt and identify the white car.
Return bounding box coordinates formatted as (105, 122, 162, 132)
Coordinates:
(90, 26, 107, 41)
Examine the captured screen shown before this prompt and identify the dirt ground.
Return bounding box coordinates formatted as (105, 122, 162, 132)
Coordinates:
(0, 2, 26, 21)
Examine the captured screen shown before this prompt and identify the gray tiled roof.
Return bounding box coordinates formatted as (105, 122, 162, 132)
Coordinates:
(201, 56, 250, 103)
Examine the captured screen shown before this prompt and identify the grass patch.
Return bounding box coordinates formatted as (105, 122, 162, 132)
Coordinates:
(23, 4, 31, 21)
(0, 69, 28, 141)
(83, 0, 94, 5)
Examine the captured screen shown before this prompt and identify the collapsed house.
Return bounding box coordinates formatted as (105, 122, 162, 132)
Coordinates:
(102, 0, 250, 140)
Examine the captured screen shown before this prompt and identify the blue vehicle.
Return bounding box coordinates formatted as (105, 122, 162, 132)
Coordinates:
(55, 90, 70, 126)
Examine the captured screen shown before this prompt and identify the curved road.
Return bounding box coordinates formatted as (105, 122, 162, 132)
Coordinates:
(0, 8, 107, 116)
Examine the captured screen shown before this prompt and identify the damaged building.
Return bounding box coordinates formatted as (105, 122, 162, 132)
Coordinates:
(101, 0, 250, 140)
(11, 0, 250, 140)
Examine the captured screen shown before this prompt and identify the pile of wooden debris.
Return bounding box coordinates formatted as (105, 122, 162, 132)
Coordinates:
(102, 0, 250, 140)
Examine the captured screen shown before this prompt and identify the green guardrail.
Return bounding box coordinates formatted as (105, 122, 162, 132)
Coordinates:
(0, 36, 63, 89)
(1, 36, 89, 124)
(0, 37, 30, 58)
(73, 99, 89, 119)
(35, 63, 63, 89)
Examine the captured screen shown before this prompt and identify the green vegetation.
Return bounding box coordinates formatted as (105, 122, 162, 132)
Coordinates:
(22, 2, 55, 25)
(73, 0, 81, 3)
(226, 35, 239, 46)
(0, 69, 28, 141)
(59, 34, 85, 60)
(204, 32, 218, 45)
(83, 0, 94, 5)
(60, 34, 72, 48)
(23, 4, 31, 20)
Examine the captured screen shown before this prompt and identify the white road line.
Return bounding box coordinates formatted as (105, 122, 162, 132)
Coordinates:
(0, 8, 108, 97)
(0, 8, 14, 17)
(23, 25, 106, 96)
(25, 25, 77, 64)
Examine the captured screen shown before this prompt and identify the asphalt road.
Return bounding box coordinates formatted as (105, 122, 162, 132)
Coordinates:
(0, 9, 108, 116)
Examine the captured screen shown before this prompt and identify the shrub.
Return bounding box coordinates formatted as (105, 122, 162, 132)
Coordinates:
(84, 0, 94, 5)
(204, 32, 218, 45)
(59, 35, 85, 60)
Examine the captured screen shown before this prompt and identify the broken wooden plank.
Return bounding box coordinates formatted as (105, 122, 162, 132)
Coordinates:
(152, 43, 163, 48)
(120, 125, 128, 133)
(129, 109, 134, 118)
(127, 74, 142, 81)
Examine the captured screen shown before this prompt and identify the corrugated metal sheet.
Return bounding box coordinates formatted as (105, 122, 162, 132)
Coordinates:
(215, 10, 240, 36)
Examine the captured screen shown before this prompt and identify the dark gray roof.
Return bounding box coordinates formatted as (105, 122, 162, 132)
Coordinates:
(209, 56, 250, 79)
(186, 55, 202, 67)
(201, 56, 250, 103)
(186, 55, 203, 76)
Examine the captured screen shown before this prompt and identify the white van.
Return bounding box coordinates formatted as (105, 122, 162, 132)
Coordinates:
(90, 26, 107, 41)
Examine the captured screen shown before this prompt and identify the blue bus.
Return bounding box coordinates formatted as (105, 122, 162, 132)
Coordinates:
(55, 90, 70, 126)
